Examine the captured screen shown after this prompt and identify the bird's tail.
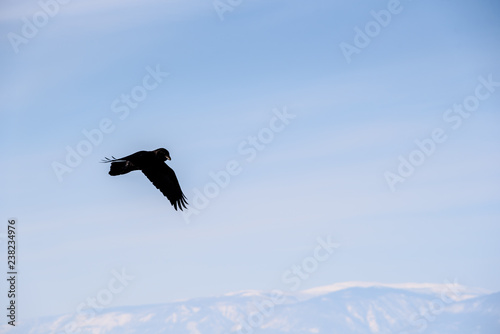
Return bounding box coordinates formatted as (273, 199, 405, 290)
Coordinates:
(109, 161, 135, 176)
(101, 156, 137, 176)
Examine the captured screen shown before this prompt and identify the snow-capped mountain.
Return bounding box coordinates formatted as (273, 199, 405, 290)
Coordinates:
(3, 282, 499, 334)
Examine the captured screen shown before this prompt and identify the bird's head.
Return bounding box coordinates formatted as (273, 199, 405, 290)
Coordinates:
(155, 148, 171, 161)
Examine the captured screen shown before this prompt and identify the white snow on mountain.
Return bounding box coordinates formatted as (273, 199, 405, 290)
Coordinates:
(2, 282, 498, 334)
(300, 281, 491, 301)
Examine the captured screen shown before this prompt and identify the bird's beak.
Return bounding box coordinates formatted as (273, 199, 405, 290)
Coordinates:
(166, 156, 171, 160)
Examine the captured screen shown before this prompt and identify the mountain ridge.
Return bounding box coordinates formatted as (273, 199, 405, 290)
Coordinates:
(3, 282, 498, 334)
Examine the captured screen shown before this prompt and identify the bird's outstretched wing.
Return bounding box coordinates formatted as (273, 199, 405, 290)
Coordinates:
(141, 163, 188, 211)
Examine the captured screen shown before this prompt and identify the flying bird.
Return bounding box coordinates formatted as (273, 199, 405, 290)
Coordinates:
(102, 148, 188, 211)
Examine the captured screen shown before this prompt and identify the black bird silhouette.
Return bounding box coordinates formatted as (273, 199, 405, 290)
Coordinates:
(102, 148, 188, 211)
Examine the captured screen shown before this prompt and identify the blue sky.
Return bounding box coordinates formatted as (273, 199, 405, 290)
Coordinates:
(1, 0, 500, 320)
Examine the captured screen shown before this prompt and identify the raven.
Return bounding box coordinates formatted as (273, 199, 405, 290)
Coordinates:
(102, 148, 188, 211)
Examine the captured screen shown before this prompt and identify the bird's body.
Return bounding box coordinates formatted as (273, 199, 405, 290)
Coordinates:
(102, 148, 188, 211)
